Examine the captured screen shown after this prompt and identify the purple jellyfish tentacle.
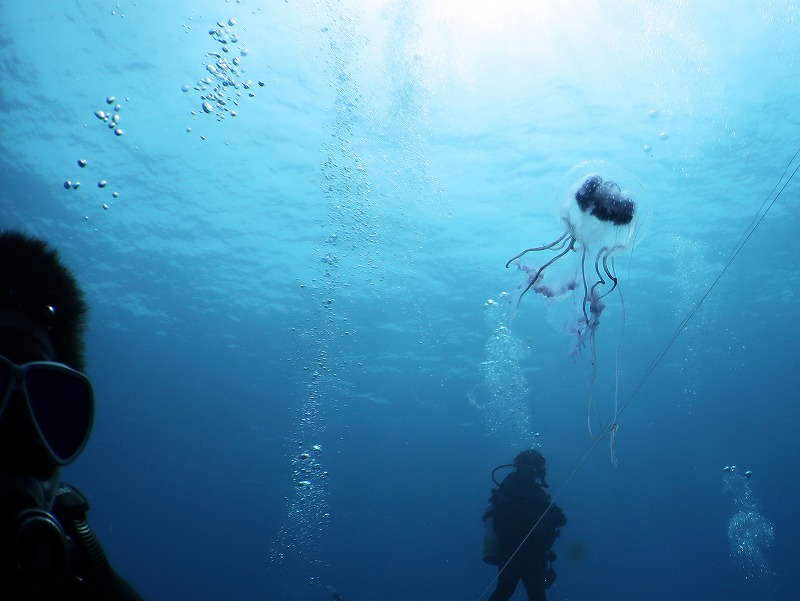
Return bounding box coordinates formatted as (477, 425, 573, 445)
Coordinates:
(577, 248, 611, 395)
(595, 250, 619, 300)
(505, 232, 570, 268)
(580, 245, 591, 324)
(581, 246, 617, 326)
(585, 247, 618, 321)
(515, 237, 576, 307)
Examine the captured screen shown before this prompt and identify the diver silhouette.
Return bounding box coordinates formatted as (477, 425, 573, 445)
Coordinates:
(0, 230, 144, 600)
(483, 449, 566, 601)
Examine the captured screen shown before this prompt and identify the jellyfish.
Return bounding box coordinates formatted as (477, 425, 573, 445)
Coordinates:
(506, 161, 650, 461)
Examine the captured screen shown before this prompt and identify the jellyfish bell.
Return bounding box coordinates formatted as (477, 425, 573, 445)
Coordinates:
(557, 160, 651, 258)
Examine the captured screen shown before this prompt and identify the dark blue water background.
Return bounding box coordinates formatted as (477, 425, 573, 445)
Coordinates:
(1, 1, 798, 600)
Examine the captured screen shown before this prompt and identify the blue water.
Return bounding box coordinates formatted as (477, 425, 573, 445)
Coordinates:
(1, 1, 799, 599)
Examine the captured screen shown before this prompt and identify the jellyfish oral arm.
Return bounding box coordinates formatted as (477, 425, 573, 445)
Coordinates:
(581, 246, 619, 322)
(508, 235, 576, 307)
(504, 232, 570, 268)
(596, 250, 618, 297)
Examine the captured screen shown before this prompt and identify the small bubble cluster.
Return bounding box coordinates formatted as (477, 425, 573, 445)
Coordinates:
(270, 441, 330, 563)
(723, 466, 774, 581)
(184, 18, 265, 127)
(642, 108, 667, 154)
(62, 155, 119, 211)
(728, 509, 774, 579)
(93, 95, 125, 137)
(110, 1, 134, 18)
(471, 293, 534, 446)
(64, 94, 129, 213)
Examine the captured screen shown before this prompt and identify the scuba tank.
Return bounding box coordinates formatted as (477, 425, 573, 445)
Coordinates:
(481, 500, 500, 565)
(481, 463, 513, 566)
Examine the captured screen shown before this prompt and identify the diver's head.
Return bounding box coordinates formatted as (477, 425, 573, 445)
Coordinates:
(0, 231, 87, 371)
(0, 231, 91, 511)
(513, 449, 548, 487)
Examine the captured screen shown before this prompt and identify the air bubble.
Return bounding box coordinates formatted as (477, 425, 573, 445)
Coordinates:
(98, 180, 108, 188)
(724, 468, 774, 580)
(190, 23, 258, 119)
(78, 159, 87, 168)
(106, 96, 115, 104)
